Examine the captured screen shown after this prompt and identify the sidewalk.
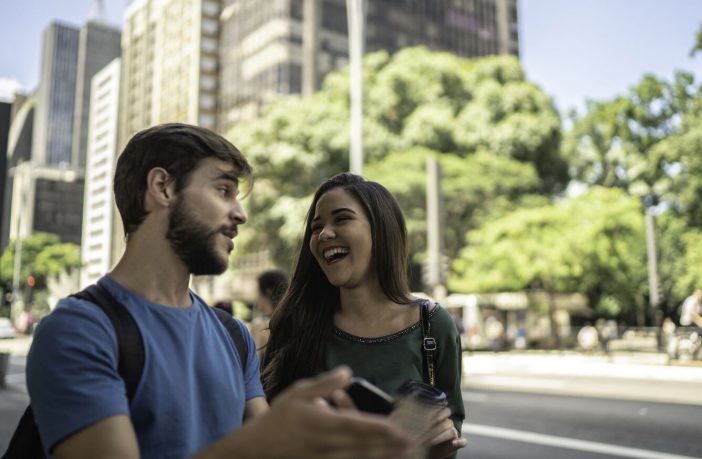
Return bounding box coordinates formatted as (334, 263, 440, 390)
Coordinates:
(463, 350, 702, 405)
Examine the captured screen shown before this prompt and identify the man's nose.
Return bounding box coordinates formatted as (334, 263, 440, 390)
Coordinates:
(231, 200, 247, 224)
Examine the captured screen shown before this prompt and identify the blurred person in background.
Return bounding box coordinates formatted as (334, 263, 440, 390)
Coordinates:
(680, 289, 702, 329)
(249, 269, 289, 358)
(262, 173, 466, 459)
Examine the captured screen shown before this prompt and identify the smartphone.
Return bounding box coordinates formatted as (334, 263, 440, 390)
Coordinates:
(345, 377, 395, 415)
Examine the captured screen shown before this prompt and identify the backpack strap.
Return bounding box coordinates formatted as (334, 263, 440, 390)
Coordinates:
(73, 284, 145, 400)
(211, 307, 248, 373)
(420, 300, 437, 386)
(3, 284, 144, 459)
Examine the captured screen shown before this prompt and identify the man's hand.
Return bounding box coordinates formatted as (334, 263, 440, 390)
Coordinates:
(206, 366, 415, 459)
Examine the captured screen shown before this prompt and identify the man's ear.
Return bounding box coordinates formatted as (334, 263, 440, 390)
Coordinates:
(145, 167, 175, 208)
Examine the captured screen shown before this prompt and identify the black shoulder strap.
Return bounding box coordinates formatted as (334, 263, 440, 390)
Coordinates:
(211, 307, 248, 373)
(420, 300, 437, 386)
(74, 284, 145, 400)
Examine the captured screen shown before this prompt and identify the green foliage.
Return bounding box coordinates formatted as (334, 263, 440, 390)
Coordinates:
(228, 47, 564, 268)
(0, 232, 81, 292)
(450, 188, 648, 322)
(564, 71, 701, 208)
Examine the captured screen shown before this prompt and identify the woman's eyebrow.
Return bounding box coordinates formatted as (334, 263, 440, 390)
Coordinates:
(312, 207, 357, 223)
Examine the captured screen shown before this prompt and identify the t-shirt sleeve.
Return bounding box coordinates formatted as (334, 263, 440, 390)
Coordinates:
(432, 305, 465, 435)
(234, 319, 265, 400)
(26, 298, 130, 454)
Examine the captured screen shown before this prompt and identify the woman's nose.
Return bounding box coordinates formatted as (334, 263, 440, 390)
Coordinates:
(318, 226, 335, 240)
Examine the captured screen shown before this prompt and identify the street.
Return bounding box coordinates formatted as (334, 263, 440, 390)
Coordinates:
(457, 389, 702, 459)
(2, 351, 702, 458)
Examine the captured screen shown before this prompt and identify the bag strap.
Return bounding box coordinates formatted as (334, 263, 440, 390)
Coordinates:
(211, 307, 248, 373)
(420, 300, 437, 386)
(74, 284, 145, 400)
(4, 284, 144, 459)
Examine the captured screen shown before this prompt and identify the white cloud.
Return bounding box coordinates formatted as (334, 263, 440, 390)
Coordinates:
(0, 78, 24, 103)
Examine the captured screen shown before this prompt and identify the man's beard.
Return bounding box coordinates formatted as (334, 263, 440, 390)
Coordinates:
(166, 197, 229, 275)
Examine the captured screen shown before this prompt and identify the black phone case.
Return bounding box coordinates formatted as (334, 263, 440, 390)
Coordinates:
(345, 377, 395, 415)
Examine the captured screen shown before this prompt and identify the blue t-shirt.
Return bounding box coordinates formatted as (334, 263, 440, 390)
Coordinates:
(26, 275, 264, 458)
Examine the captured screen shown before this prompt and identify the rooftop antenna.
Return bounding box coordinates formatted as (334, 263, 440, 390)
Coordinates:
(87, 0, 107, 23)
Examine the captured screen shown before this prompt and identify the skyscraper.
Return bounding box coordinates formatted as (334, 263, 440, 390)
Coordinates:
(217, 0, 519, 132)
(118, 0, 221, 149)
(81, 59, 121, 287)
(32, 22, 80, 168)
(71, 21, 121, 171)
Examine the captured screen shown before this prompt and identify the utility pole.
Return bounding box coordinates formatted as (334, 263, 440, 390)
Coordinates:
(346, 0, 366, 175)
(302, 0, 320, 96)
(645, 206, 663, 346)
(426, 157, 446, 301)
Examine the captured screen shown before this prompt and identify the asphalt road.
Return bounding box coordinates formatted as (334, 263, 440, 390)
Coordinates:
(456, 389, 702, 459)
(3, 352, 702, 459)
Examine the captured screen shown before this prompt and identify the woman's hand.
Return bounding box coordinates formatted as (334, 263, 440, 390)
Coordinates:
(422, 407, 468, 459)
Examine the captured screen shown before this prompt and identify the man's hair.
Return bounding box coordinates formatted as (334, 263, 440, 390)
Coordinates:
(114, 123, 252, 236)
(257, 269, 289, 310)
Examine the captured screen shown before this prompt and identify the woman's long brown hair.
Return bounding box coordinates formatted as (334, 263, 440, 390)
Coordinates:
(261, 173, 412, 400)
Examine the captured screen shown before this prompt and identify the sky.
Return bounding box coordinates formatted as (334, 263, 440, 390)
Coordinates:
(1, 0, 701, 116)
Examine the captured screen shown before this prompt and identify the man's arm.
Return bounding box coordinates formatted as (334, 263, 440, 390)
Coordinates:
(192, 367, 415, 459)
(244, 396, 269, 419)
(53, 368, 413, 459)
(53, 415, 139, 459)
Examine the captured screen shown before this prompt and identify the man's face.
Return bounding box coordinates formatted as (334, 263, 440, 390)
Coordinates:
(166, 158, 247, 275)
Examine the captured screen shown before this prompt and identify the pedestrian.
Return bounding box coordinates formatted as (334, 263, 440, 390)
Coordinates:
(262, 172, 467, 459)
(249, 269, 289, 358)
(680, 289, 702, 329)
(24, 124, 414, 459)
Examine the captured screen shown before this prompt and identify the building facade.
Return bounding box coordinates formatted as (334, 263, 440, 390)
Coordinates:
(81, 59, 121, 287)
(71, 21, 121, 171)
(119, 0, 222, 148)
(217, 0, 519, 132)
(32, 22, 80, 168)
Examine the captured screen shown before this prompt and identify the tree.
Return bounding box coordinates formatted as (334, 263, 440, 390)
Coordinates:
(228, 47, 565, 269)
(450, 188, 649, 326)
(0, 232, 81, 310)
(563, 71, 701, 208)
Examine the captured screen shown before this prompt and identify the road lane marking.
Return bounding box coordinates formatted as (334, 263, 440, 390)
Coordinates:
(462, 424, 702, 459)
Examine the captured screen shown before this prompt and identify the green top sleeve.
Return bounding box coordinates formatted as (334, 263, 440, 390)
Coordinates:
(324, 304, 465, 438)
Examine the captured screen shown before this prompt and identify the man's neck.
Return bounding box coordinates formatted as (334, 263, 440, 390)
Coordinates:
(110, 232, 193, 308)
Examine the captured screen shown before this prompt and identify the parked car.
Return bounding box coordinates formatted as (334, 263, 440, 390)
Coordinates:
(0, 317, 15, 339)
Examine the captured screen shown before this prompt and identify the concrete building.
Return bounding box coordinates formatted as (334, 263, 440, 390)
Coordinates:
(0, 102, 10, 251)
(32, 22, 80, 168)
(119, 0, 221, 148)
(217, 0, 519, 132)
(71, 21, 121, 172)
(81, 59, 121, 287)
(1, 94, 36, 251)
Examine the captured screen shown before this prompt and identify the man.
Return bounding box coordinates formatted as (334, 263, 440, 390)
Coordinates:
(26, 123, 414, 458)
(249, 269, 288, 358)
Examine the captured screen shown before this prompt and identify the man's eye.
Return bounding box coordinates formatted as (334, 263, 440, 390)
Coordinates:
(218, 187, 230, 195)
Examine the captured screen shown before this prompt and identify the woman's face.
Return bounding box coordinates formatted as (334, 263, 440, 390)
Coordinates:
(309, 187, 374, 289)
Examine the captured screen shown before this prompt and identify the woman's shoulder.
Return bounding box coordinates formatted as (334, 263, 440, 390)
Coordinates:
(427, 302, 458, 333)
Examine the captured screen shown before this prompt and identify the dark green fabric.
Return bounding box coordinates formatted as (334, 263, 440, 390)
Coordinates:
(324, 304, 465, 438)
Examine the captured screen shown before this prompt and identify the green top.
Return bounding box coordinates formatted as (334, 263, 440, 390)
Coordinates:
(324, 304, 465, 439)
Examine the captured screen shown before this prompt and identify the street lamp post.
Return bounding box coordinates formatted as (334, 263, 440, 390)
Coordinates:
(346, 0, 366, 175)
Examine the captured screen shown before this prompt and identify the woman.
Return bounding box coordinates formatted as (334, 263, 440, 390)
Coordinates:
(262, 173, 466, 458)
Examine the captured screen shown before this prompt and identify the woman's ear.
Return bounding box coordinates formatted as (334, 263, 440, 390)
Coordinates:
(145, 167, 174, 208)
